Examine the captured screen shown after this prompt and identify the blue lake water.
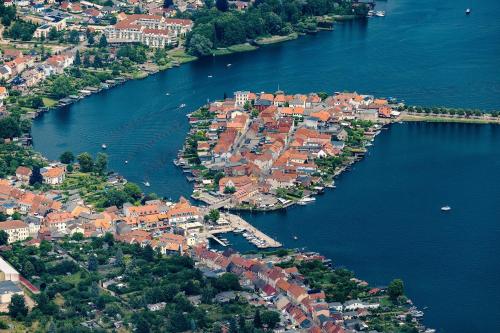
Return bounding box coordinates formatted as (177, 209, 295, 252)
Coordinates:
(32, 0, 500, 331)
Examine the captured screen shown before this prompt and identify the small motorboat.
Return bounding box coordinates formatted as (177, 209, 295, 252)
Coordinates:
(297, 197, 316, 205)
(165, 92, 170, 96)
(101, 144, 107, 149)
(143, 181, 150, 187)
(207, 75, 213, 78)
(227, 63, 232, 67)
(367, 10, 375, 17)
(179, 103, 186, 108)
(441, 206, 451, 212)
(124, 160, 128, 164)
(465, 8, 471, 15)
(293, 236, 298, 240)
(375, 11, 386, 17)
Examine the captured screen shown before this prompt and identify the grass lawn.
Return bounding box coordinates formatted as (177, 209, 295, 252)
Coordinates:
(213, 43, 258, 56)
(255, 33, 298, 45)
(167, 49, 198, 63)
(42, 97, 58, 107)
(61, 271, 82, 284)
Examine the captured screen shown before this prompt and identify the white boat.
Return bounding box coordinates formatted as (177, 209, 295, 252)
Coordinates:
(441, 206, 451, 211)
(375, 11, 386, 17)
(165, 92, 170, 96)
(226, 63, 232, 67)
(207, 75, 213, 78)
(101, 144, 107, 149)
(143, 181, 150, 187)
(367, 10, 375, 17)
(293, 236, 298, 240)
(297, 197, 316, 205)
(124, 160, 128, 164)
(465, 8, 471, 15)
(179, 103, 186, 108)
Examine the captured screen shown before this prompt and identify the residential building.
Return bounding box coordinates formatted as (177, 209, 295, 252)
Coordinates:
(41, 166, 66, 185)
(104, 14, 193, 48)
(0, 220, 30, 243)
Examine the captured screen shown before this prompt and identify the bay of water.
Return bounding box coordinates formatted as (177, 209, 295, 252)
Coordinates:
(32, 0, 500, 331)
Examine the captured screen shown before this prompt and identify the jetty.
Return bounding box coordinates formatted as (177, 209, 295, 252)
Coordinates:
(200, 212, 281, 249)
(224, 213, 282, 249)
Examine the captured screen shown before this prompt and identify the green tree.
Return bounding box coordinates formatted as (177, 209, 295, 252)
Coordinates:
(214, 273, 240, 291)
(136, 316, 150, 333)
(59, 151, 74, 164)
(224, 186, 236, 194)
(238, 315, 246, 332)
(99, 34, 108, 48)
(216, 0, 229, 11)
(388, 278, 404, 301)
(48, 27, 59, 40)
(187, 34, 213, 57)
(115, 247, 124, 267)
(88, 254, 98, 271)
(50, 76, 75, 99)
(77, 152, 94, 172)
(71, 232, 84, 241)
(253, 308, 262, 328)
(87, 30, 95, 45)
(124, 182, 142, 200)
(261, 310, 280, 329)
(229, 317, 238, 333)
(68, 30, 80, 44)
(94, 152, 108, 175)
(0, 230, 8, 245)
(143, 244, 154, 262)
(74, 49, 81, 66)
(0, 116, 22, 139)
(9, 294, 28, 319)
(23, 261, 35, 277)
(208, 209, 220, 222)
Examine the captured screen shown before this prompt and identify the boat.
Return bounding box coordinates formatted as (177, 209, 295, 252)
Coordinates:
(441, 206, 451, 211)
(367, 10, 375, 17)
(165, 92, 170, 96)
(179, 103, 186, 108)
(293, 236, 298, 240)
(124, 160, 128, 164)
(297, 197, 316, 205)
(375, 11, 386, 17)
(226, 63, 232, 67)
(465, 8, 471, 15)
(143, 181, 150, 187)
(207, 75, 213, 78)
(101, 144, 107, 149)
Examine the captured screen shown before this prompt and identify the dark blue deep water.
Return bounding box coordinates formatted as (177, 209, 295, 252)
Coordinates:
(32, 0, 500, 331)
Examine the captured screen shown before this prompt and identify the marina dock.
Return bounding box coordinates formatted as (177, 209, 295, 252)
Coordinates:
(223, 213, 282, 249)
(200, 212, 282, 249)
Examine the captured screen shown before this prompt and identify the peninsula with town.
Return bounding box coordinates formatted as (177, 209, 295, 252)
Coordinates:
(179, 90, 396, 212)
(0, 0, 496, 332)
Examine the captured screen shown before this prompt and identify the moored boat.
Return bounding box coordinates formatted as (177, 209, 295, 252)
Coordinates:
(297, 197, 316, 205)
